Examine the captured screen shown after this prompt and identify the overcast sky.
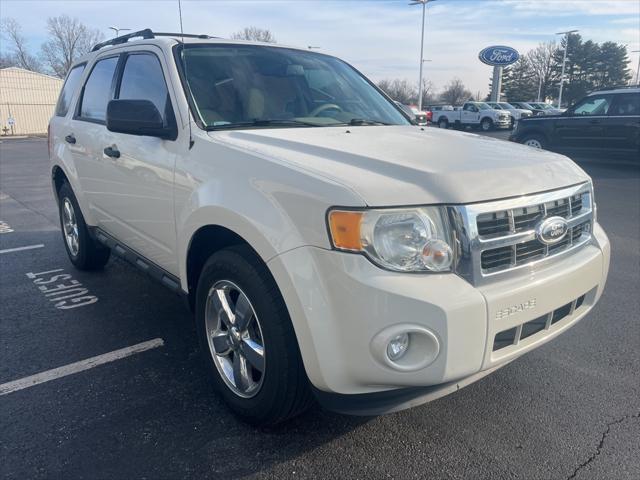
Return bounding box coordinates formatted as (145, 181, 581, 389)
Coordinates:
(1, 0, 638, 96)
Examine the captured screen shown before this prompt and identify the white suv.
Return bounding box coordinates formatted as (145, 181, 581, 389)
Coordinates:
(49, 30, 610, 425)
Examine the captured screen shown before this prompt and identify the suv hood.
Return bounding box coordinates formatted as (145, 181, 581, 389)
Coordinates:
(209, 126, 588, 206)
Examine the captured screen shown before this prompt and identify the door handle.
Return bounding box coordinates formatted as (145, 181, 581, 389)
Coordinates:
(65, 134, 76, 144)
(103, 146, 121, 159)
(588, 119, 601, 124)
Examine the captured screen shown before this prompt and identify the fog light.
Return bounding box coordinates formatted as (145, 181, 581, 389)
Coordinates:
(387, 333, 410, 361)
(422, 239, 453, 271)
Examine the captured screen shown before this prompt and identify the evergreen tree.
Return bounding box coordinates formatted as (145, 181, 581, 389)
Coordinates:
(491, 34, 631, 107)
(500, 57, 537, 101)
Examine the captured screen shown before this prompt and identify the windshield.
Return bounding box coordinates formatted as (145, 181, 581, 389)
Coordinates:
(536, 103, 553, 110)
(487, 103, 502, 109)
(179, 44, 409, 129)
(476, 102, 492, 111)
(498, 102, 514, 109)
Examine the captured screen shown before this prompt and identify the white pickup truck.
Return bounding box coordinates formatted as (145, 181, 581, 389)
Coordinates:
(49, 30, 610, 425)
(435, 101, 511, 131)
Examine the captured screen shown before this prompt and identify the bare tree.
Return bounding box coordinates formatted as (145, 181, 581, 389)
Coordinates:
(40, 15, 103, 77)
(420, 79, 436, 106)
(0, 53, 16, 68)
(439, 78, 472, 105)
(377, 78, 417, 105)
(0, 18, 42, 72)
(527, 41, 559, 101)
(231, 26, 276, 43)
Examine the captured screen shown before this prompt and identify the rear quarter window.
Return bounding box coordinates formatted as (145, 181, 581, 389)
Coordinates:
(610, 93, 640, 116)
(55, 64, 85, 117)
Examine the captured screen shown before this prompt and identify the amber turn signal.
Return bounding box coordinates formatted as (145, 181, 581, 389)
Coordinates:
(328, 210, 363, 251)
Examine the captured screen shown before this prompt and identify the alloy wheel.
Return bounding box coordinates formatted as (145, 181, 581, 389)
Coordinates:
(205, 280, 265, 398)
(62, 198, 80, 256)
(524, 138, 543, 149)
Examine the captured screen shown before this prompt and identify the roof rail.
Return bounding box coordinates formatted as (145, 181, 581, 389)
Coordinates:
(91, 28, 213, 52)
(590, 84, 640, 93)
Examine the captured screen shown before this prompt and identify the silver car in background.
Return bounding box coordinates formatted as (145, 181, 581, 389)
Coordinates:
(486, 101, 533, 128)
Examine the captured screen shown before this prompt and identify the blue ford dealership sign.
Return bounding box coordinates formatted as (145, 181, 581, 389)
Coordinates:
(478, 46, 519, 66)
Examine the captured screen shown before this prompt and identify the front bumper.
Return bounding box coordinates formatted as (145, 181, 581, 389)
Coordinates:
(495, 117, 512, 129)
(267, 223, 610, 412)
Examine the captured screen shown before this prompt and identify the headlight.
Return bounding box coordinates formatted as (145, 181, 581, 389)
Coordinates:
(327, 207, 454, 272)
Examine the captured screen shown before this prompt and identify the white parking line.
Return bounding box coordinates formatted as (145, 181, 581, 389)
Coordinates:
(0, 338, 165, 396)
(0, 244, 45, 254)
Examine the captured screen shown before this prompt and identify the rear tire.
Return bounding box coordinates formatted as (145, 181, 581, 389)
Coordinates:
(521, 134, 547, 150)
(438, 118, 448, 129)
(57, 182, 110, 270)
(195, 245, 313, 425)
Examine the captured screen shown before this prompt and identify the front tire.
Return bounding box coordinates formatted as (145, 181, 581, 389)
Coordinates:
(57, 182, 110, 270)
(195, 246, 313, 425)
(481, 118, 494, 131)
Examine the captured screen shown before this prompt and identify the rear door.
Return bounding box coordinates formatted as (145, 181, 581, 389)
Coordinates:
(553, 94, 612, 149)
(96, 48, 182, 274)
(605, 93, 640, 151)
(69, 55, 121, 224)
(50, 62, 86, 189)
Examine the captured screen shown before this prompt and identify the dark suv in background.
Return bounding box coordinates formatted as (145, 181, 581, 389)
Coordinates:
(510, 87, 640, 156)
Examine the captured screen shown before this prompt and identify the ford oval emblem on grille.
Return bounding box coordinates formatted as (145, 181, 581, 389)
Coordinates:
(536, 216, 569, 245)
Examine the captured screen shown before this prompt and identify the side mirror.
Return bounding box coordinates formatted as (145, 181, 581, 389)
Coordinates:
(106, 99, 176, 140)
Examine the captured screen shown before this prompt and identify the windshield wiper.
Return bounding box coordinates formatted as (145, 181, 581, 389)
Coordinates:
(347, 118, 391, 126)
(207, 119, 320, 130)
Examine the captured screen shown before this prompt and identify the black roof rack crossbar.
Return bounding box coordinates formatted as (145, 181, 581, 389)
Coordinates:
(92, 28, 213, 51)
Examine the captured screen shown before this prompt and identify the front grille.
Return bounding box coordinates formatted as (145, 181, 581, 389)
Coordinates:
(475, 187, 592, 274)
(481, 221, 591, 271)
(451, 183, 594, 284)
(493, 293, 587, 351)
(477, 195, 584, 239)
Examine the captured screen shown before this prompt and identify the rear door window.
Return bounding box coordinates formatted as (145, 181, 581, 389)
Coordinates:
(56, 64, 85, 117)
(117, 53, 171, 120)
(78, 56, 119, 122)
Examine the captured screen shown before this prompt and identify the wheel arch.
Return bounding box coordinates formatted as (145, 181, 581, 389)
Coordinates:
(51, 165, 70, 203)
(519, 127, 549, 144)
(184, 223, 270, 310)
(50, 163, 94, 226)
(183, 221, 325, 392)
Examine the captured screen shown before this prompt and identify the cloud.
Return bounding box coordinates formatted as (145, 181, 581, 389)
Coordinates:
(0, 0, 637, 96)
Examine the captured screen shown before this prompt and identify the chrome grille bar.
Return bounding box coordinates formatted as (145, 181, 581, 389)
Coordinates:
(450, 183, 594, 285)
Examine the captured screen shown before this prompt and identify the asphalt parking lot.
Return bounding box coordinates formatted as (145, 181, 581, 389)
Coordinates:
(1, 136, 639, 480)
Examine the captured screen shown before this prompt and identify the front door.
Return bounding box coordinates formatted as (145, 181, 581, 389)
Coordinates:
(97, 48, 182, 274)
(462, 104, 479, 124)
(553, 94, 613, 149)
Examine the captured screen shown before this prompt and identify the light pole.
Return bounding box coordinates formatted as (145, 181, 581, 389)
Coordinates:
(108, 26, 131, 38)
(632, 50, 640, 85)
(410, 0, 437, 111)
(537, 75, 543, 102)
(556, 29, 579, 109)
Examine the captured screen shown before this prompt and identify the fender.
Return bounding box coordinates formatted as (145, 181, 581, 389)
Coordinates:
(50, 159, 95, 226)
